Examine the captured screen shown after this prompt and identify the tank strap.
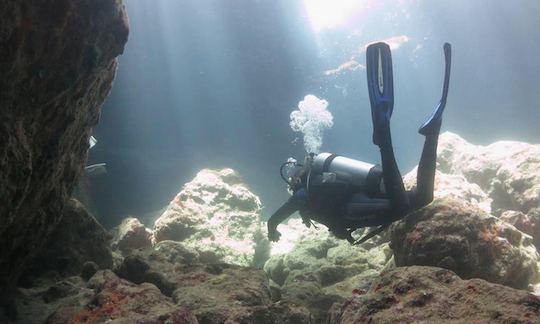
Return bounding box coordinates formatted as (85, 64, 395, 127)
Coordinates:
(365, 164, 383, 195)
(322, 154, 339, 172)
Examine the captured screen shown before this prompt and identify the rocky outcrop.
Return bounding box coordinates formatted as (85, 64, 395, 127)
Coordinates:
(390, 197, 539, 289)
(20, 199, 113, 285)
(0, 0, 128, 315)
(437, 132, 540, 214)
(16, 276, 95, 324)
(153, 168, 268, 266)
(403, 168, 492, 213)
(501, 208, 540, 250)
(264, 218, 392, 323)
(17, 270, 198, 324)
(330, 266, 540, 324)
(111, 217, 152, 254)
(114, 242, 312, 323)
(49, 270, 198, 324)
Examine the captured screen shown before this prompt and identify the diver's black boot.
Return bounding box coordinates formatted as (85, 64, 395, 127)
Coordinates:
(366, 42, 394, 147)
(419, 43, 451, 136)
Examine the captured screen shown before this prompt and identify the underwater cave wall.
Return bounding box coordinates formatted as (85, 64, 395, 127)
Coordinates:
(0, 0, 128, 307)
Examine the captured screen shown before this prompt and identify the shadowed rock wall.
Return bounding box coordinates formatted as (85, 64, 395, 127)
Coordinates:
(0, 0, 128, 314)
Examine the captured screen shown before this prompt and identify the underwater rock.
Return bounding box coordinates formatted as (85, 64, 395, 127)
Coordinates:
(268, 217, 329, 256)
(115, 249, 177, 297)
(20, 199, 113, 284)
(16, 276, 94, 324)
(47, 270, 198, 324)
(264, 218, 391, 323)
(403, 168, 492, 213)
(437, 132, 540, 214)
(500, 208, 540, 251)
(390, 197, 539, 289)
(153, 168, 267, 266)
(113, 242, 312, 323)
(80, 261, 99, 281)
(111, 216, 152, 254)
(0, 0, 128, 313)
(329, 265, 540, 324)
(170, 262, 313, 324)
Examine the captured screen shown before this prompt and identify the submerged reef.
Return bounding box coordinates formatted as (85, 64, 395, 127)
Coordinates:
(0, 0, 128, 318)
(11, 131, 540, 323)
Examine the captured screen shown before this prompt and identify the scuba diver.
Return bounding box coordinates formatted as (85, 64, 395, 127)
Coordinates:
(268, 42, 452, 245)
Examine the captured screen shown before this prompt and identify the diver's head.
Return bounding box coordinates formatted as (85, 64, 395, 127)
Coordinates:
(288, 165, 305, 191)
(280, 155, 313, 192)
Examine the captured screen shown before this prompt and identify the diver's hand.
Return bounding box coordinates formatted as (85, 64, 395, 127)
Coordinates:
(268, 228, 281, 242)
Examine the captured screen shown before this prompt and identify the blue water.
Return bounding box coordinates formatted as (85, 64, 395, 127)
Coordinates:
(89, 0, 540, 227)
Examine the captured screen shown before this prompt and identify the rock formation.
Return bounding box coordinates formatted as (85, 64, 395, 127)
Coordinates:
(112, 243, 313, 323)
(390, 197, 539, 289)
(330, 266, 540, 323)
(153, 168, 267, 266)
(111, 217, 152, 254)
(501, 208, 540, 250)
(264, 218, 391, 322)
(437, 132, 540, 214)
(10, 147, 540, 323)
(403, 168, 492, 213)
(26, 270, 199, 324)
(0, 0, 129, 316)
(20, 199, 113, 285)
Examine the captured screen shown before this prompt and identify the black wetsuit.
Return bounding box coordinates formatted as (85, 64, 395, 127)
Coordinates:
(267, 123, 440, 243)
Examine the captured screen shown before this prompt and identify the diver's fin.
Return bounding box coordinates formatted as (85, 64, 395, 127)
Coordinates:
(89, 136, 97, 149)
(419, 43, 452, 136)
(366, 42, 394, 146)
(85, 163, 107, 177)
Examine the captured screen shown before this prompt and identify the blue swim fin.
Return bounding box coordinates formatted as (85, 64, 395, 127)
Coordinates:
(366, 42, 394, 146)
(419, 43, 452, 136)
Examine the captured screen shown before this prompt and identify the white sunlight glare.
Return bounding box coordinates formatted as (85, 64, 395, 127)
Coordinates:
(303, 0, 367, 32)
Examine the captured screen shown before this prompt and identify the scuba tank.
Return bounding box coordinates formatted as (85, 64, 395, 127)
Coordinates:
(311, 152, 385, 194)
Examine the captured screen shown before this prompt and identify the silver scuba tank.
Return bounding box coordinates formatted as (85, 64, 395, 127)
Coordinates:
(312, 152, 384, 192)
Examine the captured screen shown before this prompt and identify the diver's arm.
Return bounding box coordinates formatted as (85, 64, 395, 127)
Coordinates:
(267, 195, 301, 242)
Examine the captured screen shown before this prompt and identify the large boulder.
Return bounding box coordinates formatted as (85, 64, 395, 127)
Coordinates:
(115, 241, 199, 297)
(437, 132, 540, 214)
(0, 0, 128, 315)
(20, 199, 113, 284)
(153, 168, 267, 266)
(390, 197, 539, 289)
(330, 266, 540, 324)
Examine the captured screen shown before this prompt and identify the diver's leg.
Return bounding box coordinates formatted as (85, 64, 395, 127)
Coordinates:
(414, 43, 452, 209)
(345, 192, 392, 226)
(413, 132, 439, 208)
(378, 127, 410, 217)
(366, 42, 410, 216)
